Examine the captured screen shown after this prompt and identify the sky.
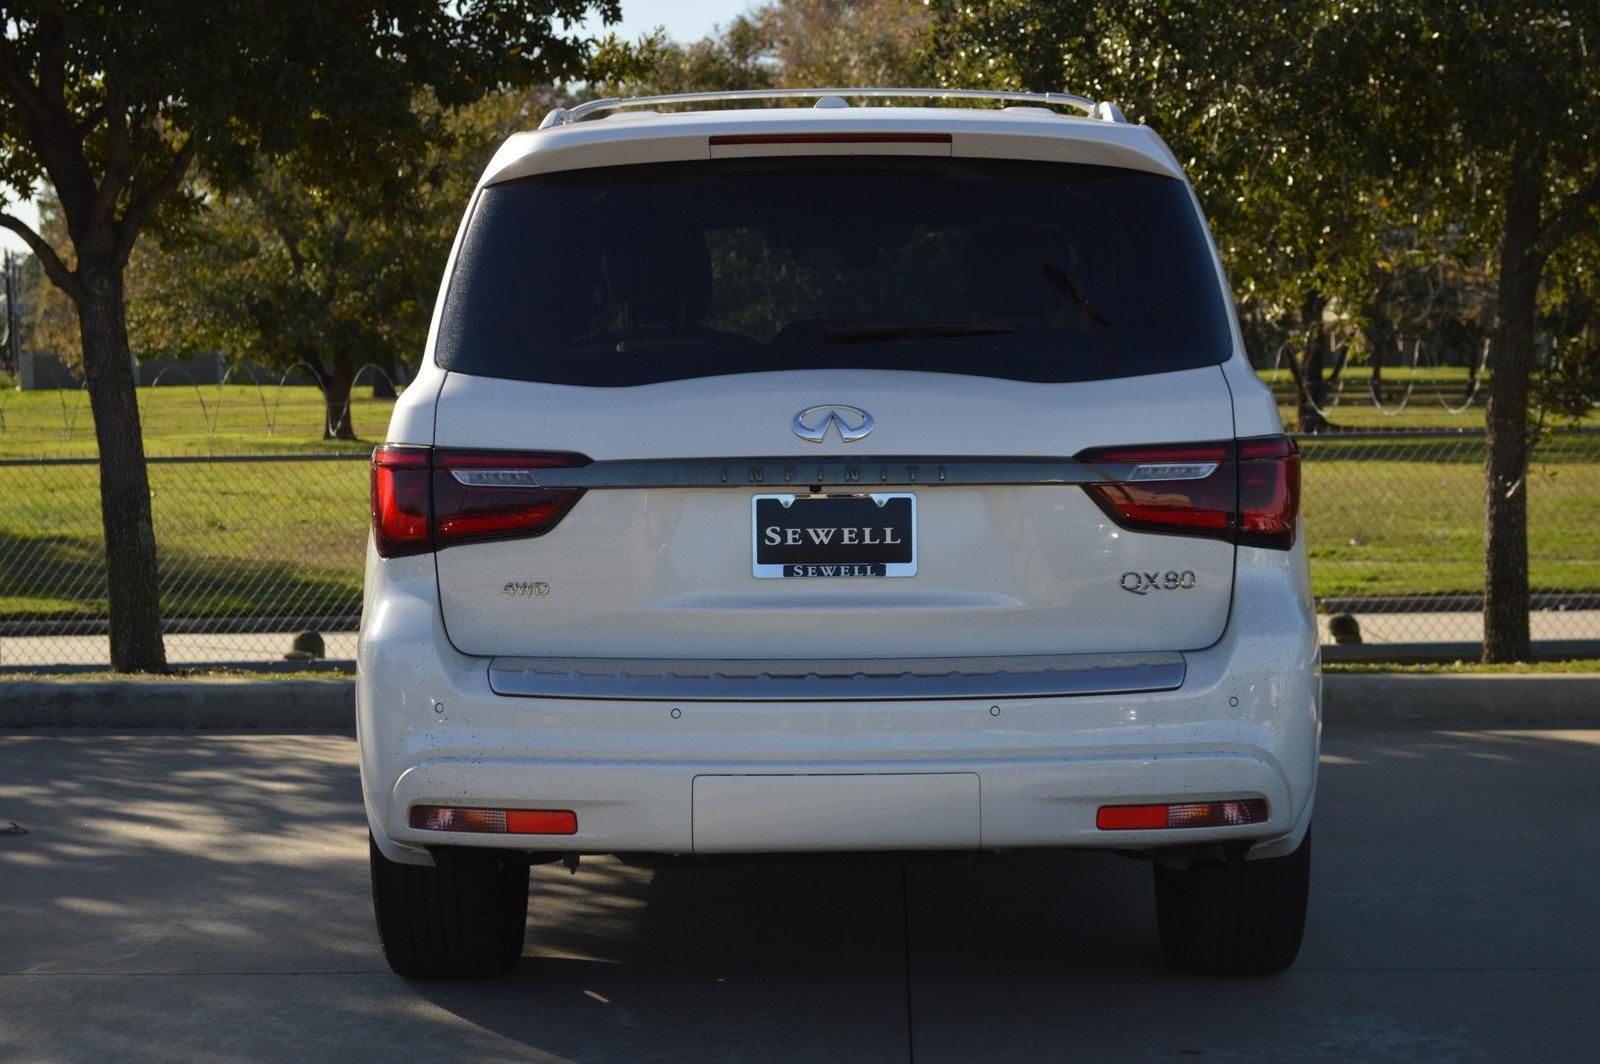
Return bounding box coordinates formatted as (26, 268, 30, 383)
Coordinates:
(0, 1, 751, 256)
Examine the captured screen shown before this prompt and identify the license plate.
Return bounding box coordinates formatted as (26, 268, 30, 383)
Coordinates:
(752, 493, 917, 578)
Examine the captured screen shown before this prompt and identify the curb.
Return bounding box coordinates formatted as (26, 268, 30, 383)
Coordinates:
(0, 678, 355, 728)
(0, 674, 1597, 729)
(1322, 673, 1600, 724)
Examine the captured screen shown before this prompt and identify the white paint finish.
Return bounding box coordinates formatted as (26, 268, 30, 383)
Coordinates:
(437, 484, 1235, 658)
(432, 366, 1232, 458)
(357, 541, 1319, 860)
(432, 367, 1237, 659)
(691, 773, 981, 853)
(977, 752, 1287, 849)
(391, 760, 693, 853)
(483, 107, 1185, 185)
(1221, 352, 1287, 437)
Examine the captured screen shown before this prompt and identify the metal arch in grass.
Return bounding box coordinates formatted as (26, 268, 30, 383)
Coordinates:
(56, 382, 88, 442)
(217, 363, 274, 439)
(1429, 339, 1490, 416)
(138, 366, 217, 439)
(267, 363, 328, 438)
(1371, 338, 1421, 417)
(341, 363, 400, 439)
(1293, 339, 1353, 425)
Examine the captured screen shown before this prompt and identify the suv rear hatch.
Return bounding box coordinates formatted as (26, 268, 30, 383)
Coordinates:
(408, 153, 1263, 660)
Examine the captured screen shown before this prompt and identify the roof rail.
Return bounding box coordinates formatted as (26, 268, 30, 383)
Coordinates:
(539, 87, 1120, 129)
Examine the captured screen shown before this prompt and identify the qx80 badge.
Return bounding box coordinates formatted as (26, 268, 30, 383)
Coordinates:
(1120, 570, 1198, 595)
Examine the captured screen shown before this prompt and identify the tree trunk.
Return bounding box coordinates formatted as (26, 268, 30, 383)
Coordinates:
(370, 362, 398, 400)
(1291, 296, 1331, 432)
(1482, 158, 1543, 664)
(77, 267, 167, 672)
(322, 360, 357, 440)
(1367, 313, 1395, 401)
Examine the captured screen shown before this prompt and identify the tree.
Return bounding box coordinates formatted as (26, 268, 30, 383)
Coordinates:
(930, 1, 1600, 661)
(927, 2, 1397, 433)
(595, 0, 930, 97)
(1366, 3, 1600, 661)
(0, 1, 615, 670)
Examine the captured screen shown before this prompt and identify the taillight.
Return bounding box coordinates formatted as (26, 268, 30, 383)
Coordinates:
(1077, 436, 1299, 549)
(371, 445, 431, 557)
(1236, 437, 1300, 549)
(369, 445, 589, 557)
(433, 449, 589, 548)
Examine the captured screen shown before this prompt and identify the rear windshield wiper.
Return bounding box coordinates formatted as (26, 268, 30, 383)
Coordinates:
(1043, 262, 1118, 374)
(824, 322, 1015, 345)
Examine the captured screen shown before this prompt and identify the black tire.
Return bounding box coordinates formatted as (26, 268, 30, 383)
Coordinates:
(1153, 829, 1311, 975)
(369, 835, 530, 980)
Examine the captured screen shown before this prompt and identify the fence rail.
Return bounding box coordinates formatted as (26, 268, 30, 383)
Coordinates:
(2, 432, 1598, 669)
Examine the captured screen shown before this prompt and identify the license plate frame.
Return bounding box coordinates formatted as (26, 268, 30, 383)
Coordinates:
(751, 493, 917, 579)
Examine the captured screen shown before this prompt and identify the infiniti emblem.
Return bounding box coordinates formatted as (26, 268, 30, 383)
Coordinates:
(792, 404, 874, 444)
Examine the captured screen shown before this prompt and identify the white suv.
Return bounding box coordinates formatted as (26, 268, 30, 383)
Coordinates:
(359, 88, 1318, 980)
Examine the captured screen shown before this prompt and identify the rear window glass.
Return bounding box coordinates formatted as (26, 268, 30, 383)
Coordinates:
(435, 156, 1233, 386)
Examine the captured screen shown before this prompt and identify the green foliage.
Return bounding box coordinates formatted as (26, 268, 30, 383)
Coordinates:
(125, 91, 564, 397)
(595, 0, 930, 98)
(927, 0, 1600, 441)
(927, 1, 1395, 324)
(0, 2, 619, 272)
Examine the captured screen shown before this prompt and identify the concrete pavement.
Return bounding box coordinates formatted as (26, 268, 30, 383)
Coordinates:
(2, 726, 1598, 1062)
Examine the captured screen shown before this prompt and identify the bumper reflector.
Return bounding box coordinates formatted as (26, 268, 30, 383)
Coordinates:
(1096, 799, 1268, 831)
(409, 805, 578, 835)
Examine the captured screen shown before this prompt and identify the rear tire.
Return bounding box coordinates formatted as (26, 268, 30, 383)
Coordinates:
(369, 835, 530, 979)
(1153, 829, 1311, 975)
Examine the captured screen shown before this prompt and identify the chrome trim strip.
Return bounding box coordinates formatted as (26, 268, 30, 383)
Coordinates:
(487, 652, 1185, 702)
(493, 457, 1132, 491)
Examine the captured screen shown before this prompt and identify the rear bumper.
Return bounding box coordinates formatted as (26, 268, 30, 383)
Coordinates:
(357, 543, 1320, 865)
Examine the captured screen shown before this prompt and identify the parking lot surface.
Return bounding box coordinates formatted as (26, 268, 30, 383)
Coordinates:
(3, 725, 1598, 1063)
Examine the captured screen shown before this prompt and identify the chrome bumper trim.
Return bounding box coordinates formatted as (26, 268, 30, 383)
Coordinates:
(495, 456, 1131, 491)
(487, 651, 1185, 702)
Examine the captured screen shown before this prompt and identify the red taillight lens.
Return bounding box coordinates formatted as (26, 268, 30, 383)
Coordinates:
(1076, 436, 1298, 550)
(370, 446, 589, 557)
(1237, 437, 1300, 549)
(1078, 442, 1237, 538)
(409, 805, 578, 835)
(371, 445, 432, 557)
(433, 450, 589, 548)
(1096, 799, 1268, 831)
(709, 132, 952, 146)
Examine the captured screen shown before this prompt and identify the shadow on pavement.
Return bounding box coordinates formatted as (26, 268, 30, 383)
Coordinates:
(2, 726, 1598, 1062)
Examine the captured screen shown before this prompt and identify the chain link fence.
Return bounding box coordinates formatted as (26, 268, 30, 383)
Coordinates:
(1, 453, 368, 668)
(2, 432, 1598, 670)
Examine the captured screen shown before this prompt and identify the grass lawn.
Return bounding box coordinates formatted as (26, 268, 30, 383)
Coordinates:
(0, 455, 370, 620)
(1257, 365, 1600, 431)
(1300, 435, 1600, 599)
(0, 384, 393, 458)
(1, 381, 1597, 623)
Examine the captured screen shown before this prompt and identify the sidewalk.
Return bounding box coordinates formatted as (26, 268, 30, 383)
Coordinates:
(4, 611, 1598, 669)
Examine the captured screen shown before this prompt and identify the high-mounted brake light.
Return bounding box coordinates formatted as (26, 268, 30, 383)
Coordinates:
(370, 445, 590, 557)
(1076, 436, 1299, 550)
(708, 132, 952, 146)
(1096, 799, 1268, 831)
